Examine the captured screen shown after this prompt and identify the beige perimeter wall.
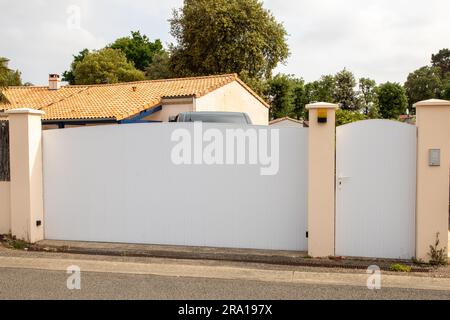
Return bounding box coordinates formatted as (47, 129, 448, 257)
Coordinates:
(195, 81, 269, 125)
(0, 181, 10, 234)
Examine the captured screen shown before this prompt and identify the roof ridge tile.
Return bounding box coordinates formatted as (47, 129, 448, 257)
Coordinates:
(63, 73, 238, 88)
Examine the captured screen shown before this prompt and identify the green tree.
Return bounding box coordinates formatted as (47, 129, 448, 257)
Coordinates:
(333, 69, 357, 110)
(305, 75, 335, 103)
(442, 80, 450, 100)
(169, 0, 289, 89)
(292, 79, 308, 120)
(357, 77, 377, 115)
(72, 48, 145, 85)
(145, 52, 173, 80)
(265, 74, 307, 120)
(335, 109, 367, 126)
(109, 31, 165, 72)
(404, 66, 443, 106)
(376, 82, 408, 119)
(266, 74, 295, 120)
(431, 48, 450, 78)
(366, 103, 381, 119)
(238, 71, 269, 97)
(0, 57, 22, 87)
(62, 49, 89, 84)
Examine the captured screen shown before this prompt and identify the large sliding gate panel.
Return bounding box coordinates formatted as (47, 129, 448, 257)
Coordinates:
(43, 123, 309, 251)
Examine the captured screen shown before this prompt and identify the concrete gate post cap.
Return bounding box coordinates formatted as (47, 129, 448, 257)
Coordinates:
(306, 102, 339, 110)
(5, 108, 45, 115)
(413, 99, 450, 108)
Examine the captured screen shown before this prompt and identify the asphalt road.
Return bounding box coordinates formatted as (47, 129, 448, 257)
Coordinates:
(0, 267, 449, 300)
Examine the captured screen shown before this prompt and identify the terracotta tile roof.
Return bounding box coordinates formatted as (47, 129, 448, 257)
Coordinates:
(0, 74, 269, 121)
(1, 86, 85, 110)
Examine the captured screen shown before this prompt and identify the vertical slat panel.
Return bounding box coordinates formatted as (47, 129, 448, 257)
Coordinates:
(43, 124, 309, 251)
(336, 120, 416, 259)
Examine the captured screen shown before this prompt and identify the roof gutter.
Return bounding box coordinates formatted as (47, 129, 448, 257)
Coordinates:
(42, 118, 118, 129)
(42, 118, 118, 124)
(42, 105, 164, 128)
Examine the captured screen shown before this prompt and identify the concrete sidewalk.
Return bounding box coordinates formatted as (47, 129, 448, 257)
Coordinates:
(0, 255, 449, 291)
(35, 240, 429, 272)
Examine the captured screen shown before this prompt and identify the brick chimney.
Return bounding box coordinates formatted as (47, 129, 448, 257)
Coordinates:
(48, 74, 61, 90)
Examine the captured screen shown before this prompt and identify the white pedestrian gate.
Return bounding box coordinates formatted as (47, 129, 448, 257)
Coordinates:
(336, 120, 417, 259)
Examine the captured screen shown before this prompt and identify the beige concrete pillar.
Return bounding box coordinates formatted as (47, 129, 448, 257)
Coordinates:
(306, 102, 339, 257)
(414, 99, 450, 261)
(0, 182, 10, 234)
(5, 108, 45, 243)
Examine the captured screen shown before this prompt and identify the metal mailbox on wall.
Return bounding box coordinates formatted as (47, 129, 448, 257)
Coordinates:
(428, 149, 440, 166)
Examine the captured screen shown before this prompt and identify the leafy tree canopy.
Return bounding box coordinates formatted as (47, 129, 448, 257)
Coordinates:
(62, 49, 89, 84)
(292, 79, 308, 120)
(333, 69, 357, 110)
(404, 66, 443, 106)
(239, 70, 269, 96)
(442, 80, 450, 100)
(431, 48, 450, 78)
(265, 74, 309, 120)
(109, 31, 165, 71)
(335, 109, 367, 126)
(71, 48, 145, 85)
(169, 0, 289, 87)
(63, 32, 166, 84)
(266, 74, 295, 120)
(0, 57, 22, 87)
(403, 49, 450, 107)
(376, 82, 408, 119)
(357, 77, 377, 115)
(305, 75, 335, 104)
(145, 52, 173, 80)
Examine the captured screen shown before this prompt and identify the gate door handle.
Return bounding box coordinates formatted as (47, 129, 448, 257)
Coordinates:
(337, 175, 351, 188)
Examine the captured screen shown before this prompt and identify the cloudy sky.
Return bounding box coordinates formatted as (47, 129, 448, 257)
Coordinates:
(1, 0, 449, 85)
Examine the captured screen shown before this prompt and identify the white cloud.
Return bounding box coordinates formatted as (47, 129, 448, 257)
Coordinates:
(0, 0, 106, 84)
(266, 0, 450, 83)
(0, 0, 449, 85)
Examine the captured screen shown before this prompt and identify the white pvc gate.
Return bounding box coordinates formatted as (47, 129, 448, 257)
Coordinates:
(336, 120, 417, 259)
(43, 123, 309, 251)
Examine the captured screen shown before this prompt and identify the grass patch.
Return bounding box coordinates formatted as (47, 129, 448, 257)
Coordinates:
(0, 234, 30, 250)
(389, 263, 412, 273)
(10, 239, 28, 250)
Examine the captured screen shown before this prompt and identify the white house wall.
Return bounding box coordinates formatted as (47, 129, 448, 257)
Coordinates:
(144, 99, 195, 122)
(195, 81, 269, 125)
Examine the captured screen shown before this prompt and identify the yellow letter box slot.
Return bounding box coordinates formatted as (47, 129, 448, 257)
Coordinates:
(317, 109, 327, 123)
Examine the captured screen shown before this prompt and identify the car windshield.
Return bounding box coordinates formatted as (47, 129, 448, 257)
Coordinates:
(185, 113, 248, 124)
